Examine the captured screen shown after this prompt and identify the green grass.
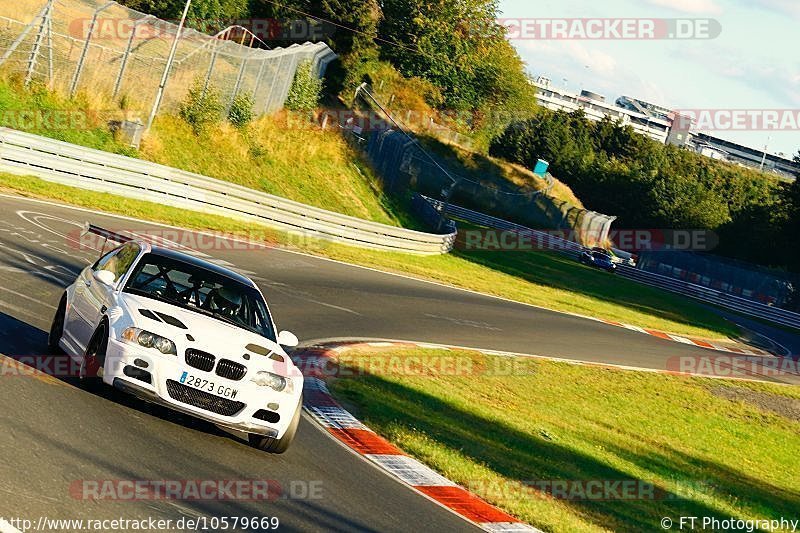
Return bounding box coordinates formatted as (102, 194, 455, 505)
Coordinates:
(0, 172, 737, 339)
(0, 76, 415, 228)
(142, 114, 419, 228)
(330, 347, 800, 532)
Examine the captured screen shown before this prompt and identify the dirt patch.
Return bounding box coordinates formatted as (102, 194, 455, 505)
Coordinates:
(711, 386, 800, 423)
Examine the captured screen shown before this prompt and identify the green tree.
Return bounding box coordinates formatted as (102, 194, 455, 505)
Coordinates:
(179, 79, 224, 134)
(119, 0, 248, 30)
(285, 60, 322, 112)
(228, 91, 255, 128)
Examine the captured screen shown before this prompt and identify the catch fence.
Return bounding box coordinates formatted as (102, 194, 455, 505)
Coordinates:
(0, 0, 335, 120)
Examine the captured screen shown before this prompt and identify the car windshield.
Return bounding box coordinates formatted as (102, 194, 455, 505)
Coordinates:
(123, 253, 276, 341)
(592, 252, 610, 260)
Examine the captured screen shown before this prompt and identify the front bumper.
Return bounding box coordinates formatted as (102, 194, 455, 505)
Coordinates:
(104, 338, 301, 438)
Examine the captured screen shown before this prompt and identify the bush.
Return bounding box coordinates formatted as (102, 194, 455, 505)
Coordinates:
(228, 91, 254, 129)
(285, 60, 322, 112)
(178, 79, 223, 134)
(489, 108, 795, 269)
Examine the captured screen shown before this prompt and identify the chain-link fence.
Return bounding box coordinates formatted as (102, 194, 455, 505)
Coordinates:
(359, 127, 615, 244)
(0, 0, 335, 119)
(637, 250, 800, 308)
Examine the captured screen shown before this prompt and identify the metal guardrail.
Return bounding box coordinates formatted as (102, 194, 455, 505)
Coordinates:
(423, 195, 584, 257)
(615, 266, 800, 330)
(0, 129, 457, 254)
(422, 194, 800, 330)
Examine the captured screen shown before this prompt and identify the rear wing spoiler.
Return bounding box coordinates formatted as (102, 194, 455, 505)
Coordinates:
(82, 224, 134, 258)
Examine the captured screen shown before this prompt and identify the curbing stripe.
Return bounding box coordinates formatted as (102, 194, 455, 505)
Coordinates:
(596, 318, 775, 356)
(365, 455, 458, 487)
(296, 344, 542, 532)
(416, 486, 518, 523)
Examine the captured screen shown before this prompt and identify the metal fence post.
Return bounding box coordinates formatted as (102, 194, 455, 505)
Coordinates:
(46, 5, 53, 87)
(250, 55, 268, 110)
(201, 35, 222, 98)
(24, 0, 53, 87)
(229, 34, 255, 109)
(145, 0, 193, 131)
(69, 2, 115, 97)
(0, 0, 49, 68)
(263, 52, 287, 113)
(113, 15, 154, 97)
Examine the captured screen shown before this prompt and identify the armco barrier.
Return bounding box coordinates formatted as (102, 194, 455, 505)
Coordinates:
(0, 129, 457, 254)
(616, 266, 800, 330)
(423, 195, 584, 257)
(421, 194, 800, 330)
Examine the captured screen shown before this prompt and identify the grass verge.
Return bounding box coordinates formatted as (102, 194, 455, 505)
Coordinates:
(330, 346, 800, 532)
(0, 76, 413, 227)
(0, 172, 736, 339)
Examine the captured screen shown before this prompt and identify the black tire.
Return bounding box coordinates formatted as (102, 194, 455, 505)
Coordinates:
(249, 395, 302, 454)
(47, 294, 67, 354)
(80, 321, 108, 391)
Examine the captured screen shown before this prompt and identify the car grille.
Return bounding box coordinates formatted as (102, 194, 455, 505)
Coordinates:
(185, 349, 215, 372)
(166, 380, 245, 417)
(216, 359, 247, 381)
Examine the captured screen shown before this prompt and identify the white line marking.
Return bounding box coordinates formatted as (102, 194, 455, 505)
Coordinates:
(667, 334, 695, 345)
(307, 406, 371, 430)
(480, 523, 543, 532)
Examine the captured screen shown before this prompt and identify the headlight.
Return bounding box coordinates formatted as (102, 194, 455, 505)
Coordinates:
(251, 371, 293, 393)
(122, 327, 176, 355)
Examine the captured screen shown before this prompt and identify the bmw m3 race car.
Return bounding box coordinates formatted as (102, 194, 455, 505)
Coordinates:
(48, 226, 303, 453)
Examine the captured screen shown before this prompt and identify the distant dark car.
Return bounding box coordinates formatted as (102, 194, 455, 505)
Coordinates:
(579, 248, 617, 272)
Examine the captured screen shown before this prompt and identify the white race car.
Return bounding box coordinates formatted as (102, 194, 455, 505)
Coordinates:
(48, 226, 303, 453)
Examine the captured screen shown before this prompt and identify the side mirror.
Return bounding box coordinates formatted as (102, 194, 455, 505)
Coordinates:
(277, 330, 299, 348)
(93, 269, 116, 287)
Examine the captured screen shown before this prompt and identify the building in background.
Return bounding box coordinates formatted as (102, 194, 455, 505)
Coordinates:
(532, 77, 671, 143)
(531, 77, 799, 179)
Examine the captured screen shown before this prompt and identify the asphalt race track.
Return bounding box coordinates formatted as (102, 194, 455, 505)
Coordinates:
(0, 194, 796, 531)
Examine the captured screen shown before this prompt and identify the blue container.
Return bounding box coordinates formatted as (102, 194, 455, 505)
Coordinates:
(534, 159, 549, 176)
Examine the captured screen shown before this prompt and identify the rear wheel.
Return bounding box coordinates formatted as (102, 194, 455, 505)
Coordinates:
(47, 294, 67, 354)
(80, 322, 108, 391)
(249, 396, 302, 454)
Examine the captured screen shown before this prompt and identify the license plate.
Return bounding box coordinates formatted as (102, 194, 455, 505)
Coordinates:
(179, 371, 238, 399)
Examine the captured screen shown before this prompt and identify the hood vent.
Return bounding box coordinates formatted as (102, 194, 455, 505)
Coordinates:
(246, 343, 283, 362)
(154, 312, 187, 329)
(137, 309, 187, 330)
(138, 309, 160, 322)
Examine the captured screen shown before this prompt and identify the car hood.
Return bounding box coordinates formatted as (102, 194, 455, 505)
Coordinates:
(117, 292, 298, 377)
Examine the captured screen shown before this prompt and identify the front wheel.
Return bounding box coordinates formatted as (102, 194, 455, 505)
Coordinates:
(80, 322, 108, 391)
(249, 396, 302, 454)
(47, 294, 67, 354)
